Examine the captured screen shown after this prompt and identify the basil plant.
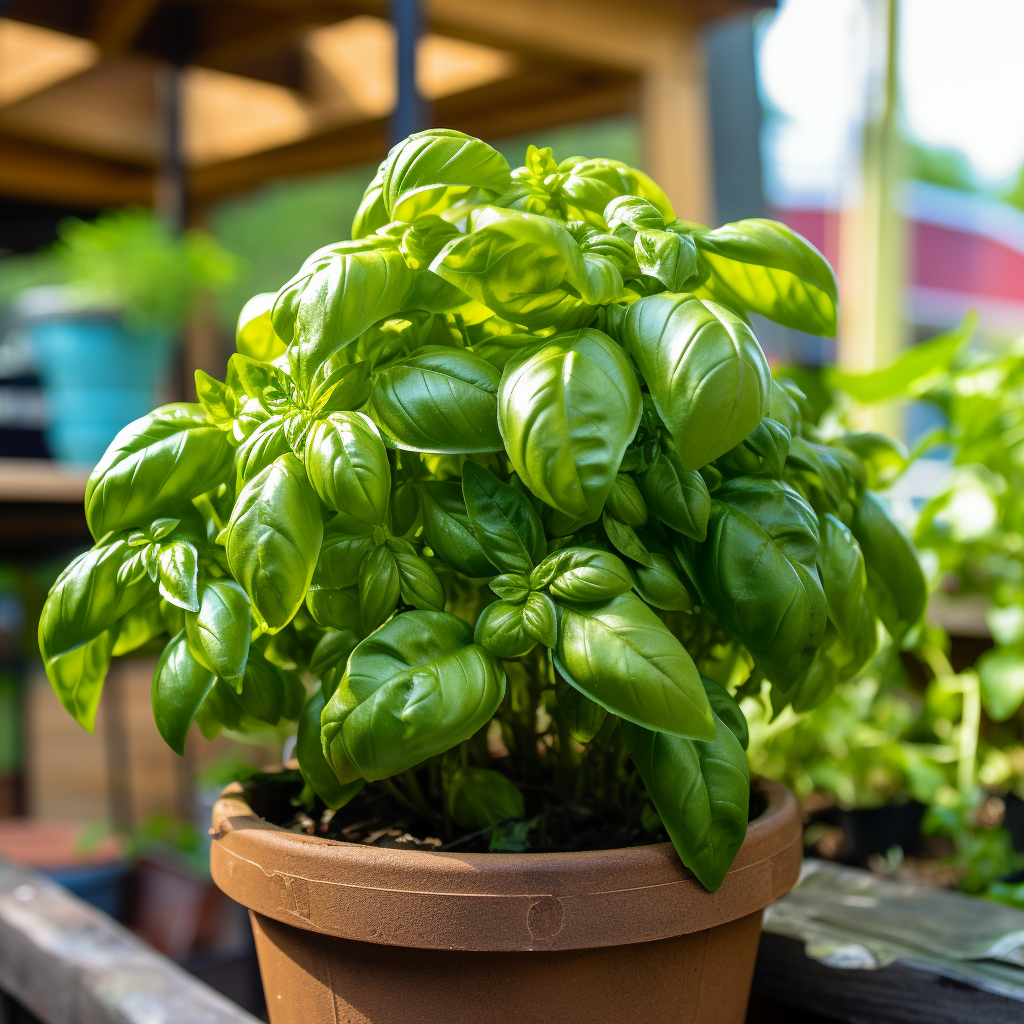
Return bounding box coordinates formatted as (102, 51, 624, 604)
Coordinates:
(38, 130, 925, 891)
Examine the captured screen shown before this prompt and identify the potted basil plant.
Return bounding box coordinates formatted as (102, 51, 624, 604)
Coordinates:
(39, 130, 926, 1024)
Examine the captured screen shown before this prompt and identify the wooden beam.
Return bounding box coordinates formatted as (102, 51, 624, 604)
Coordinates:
(0, 859, 262, 1023)
(0, 134, 152, 207)
(91, 0, 162, 56)
(190, 68, 635, 201)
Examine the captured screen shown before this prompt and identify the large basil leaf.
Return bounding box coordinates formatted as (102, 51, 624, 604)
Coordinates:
(322, 610, 505, 782)
(419, 481, 496, 577)
(682, 477, 826, 688)
(624, 294, 770, 471)
(555, 674, 607, 743)
(111, 598, 163, 657)
(693, 219, 838, 336)
(561, 158, 674, 223)
(717, 417, 791, 479)
(226, 454, 323, 632)
(306, 587, 360, 633)
(371, 347, 503, 453)
(152, 630, 218, 754)
(431, 207, 621, 330)
(461, 462, 545, 574)
(554, 592, 714, 739)
(235, 416, 290, 488)
(381, 128, 511, 223)
(304, 412, 390, 523)
(358, 544, 400, 632)
(85, 404, 234, 538)
(45, 629, 116, 733)
(622, 712, 749, 892)
(639, 450, 711, 541)
(272, 241, 412, 390)
(184, 579, 251, 691)
(630, 554, 696, 612)
(393, 549, 445, 611)
(236, 650, 289, 724)
(850, 490, 927, 643)
(39, 537, 150, 669)
(297, 690, 364, 809)
(499, 328, 641, 521)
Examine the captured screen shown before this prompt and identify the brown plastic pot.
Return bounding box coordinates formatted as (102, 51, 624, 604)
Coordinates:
(211, 779, 801, 1024)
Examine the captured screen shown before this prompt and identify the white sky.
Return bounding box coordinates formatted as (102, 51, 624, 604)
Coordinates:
(757, 0, 1024, 205)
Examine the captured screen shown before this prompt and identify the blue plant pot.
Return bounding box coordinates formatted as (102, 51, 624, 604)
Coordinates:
(44, 861, 132, 921)
(28, 316, 172, 466)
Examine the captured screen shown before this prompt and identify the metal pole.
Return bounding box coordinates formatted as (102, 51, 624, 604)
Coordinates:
(156, 5, 189, 230)
(391, 0, 428, 144)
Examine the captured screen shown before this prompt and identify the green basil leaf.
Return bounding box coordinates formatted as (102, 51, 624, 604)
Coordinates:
(313, 518, 374, 589)
(693, 219, 838, 336)
(680, 477, 826, 688)
(634, 228, 700, 291)
(431, 207, 619, 330)
(195, 678, 244, 738)
(236, 649, 288, 725)
(624, 294, 771, 471)
(236, 292, 287, 362)
(393, 549, 446, 611)
(151, 630, 218, 754)
(322, 610, 505, 782)
(184, 579, 251, 691)
(537, 547, 633, 603)
(381, 128, 511, 223)
(156, 541, 199, 612)
(226, 454, 323, 633)
(832, 433, 907, 491)
(622, 712, 749, 892)
(306, 587, 361, 633)
(228, 353, 292, 411)
(111, 598, 164, 657)
(461, 462, 545, 574)
(309, 360, 372, 415)
(419, 481, 497, 577)
(372, 347, 503, 453)
(817, 513, 874, 648)
(272, 243, 413, 390)
(44, 629, 116, 733)
(554, 592, 714, 739)
(604, 474, 647, 528)
(555, 674, 608, 743)
(39, 536, 150, 670)
(305, 412, 390, 523)
(639, 450, 711, 541)
(85, 403, 234, 538)
(448, 766, 525, 829)
(522, 591, 557, 648)
(358, 544, 400, 632)
(850, 490, 927, 643)
(474, 599, 536, 658)
(562, 159, 674, 223)
(234, 416, 289, 489)
(297, 689, 365, 809)
(489, 573, 530, 602)
(978, 651, 1024, 723)
(159, 597, 185, 636)
(602, 513, 654, 567)
(352, 160, 388, 237)
(701, 676, 748, 750)
(717, 417, 791, 479)
(630, 553, 697, 612)
(195, 370, 237, 431)
(499, 328, 641, 521)
(785, 436, 853, 520)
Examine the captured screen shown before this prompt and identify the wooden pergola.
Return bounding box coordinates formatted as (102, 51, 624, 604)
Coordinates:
(1, 0, 769, 226)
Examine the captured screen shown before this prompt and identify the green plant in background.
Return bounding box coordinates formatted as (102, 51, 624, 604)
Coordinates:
(38, 129, 925, 892)
(750, 316, 1024, 895)
(52, 208, 236, 335)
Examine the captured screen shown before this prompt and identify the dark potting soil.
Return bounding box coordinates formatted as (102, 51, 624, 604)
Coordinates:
(240, 770, 769, 855)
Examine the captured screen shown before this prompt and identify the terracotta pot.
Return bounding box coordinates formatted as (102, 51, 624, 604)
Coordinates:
(211, 779, 801, 1024)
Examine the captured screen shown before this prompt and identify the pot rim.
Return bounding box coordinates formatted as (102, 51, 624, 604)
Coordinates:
(210, 777, 802, 952)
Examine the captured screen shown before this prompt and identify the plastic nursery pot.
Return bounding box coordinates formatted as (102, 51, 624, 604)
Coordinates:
(210, 779, 801, 1024)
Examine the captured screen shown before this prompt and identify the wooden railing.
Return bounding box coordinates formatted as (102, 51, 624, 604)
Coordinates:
(0, 860, 260, 1024)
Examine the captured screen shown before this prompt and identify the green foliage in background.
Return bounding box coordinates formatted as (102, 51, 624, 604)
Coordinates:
(39, 128, 923, 892)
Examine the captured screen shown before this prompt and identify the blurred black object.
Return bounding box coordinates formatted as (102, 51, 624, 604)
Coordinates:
(837, 802, 927, 858)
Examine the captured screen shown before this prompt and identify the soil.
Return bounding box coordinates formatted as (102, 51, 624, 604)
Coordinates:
(239, 770, 769, 854)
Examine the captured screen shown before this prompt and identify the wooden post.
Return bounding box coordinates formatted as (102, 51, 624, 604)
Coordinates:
(838, 0, 905, 431)
(640, 24, 714, 226)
